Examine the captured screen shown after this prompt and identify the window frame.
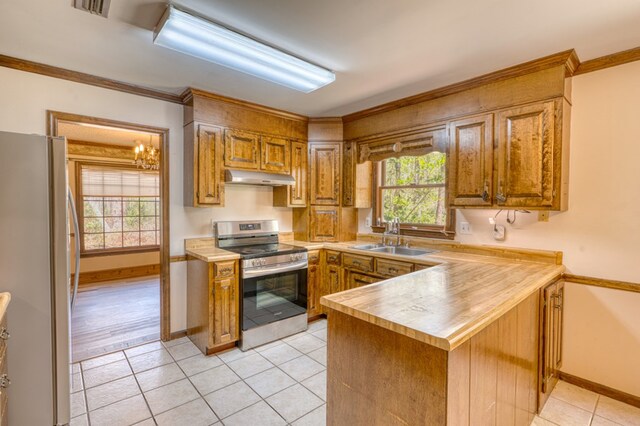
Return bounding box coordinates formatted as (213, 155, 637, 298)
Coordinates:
(75, 161, 161, 257)
(372, 153, 456, 240)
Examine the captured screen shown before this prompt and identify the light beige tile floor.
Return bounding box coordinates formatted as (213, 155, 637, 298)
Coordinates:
(71, 319, 329, 425)
(71, 317, 640, 426)
(534, 380, 640, 426)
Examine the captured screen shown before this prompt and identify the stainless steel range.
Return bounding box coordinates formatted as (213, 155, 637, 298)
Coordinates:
(214, 220, 308, 351)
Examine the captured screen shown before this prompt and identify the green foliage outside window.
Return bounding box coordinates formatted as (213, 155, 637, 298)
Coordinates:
(380, 152, 446, 226)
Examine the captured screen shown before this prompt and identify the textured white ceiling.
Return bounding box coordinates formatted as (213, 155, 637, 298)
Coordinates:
(2, 0, 640, 116)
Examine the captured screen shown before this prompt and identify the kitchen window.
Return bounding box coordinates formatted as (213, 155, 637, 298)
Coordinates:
(374, 151, 454, 239)
(77, 163, 160, 256)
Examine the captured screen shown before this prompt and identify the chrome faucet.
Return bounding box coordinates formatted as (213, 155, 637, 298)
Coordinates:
(383, 217, 402, 246)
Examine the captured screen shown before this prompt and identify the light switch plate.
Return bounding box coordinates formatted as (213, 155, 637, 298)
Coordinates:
(460, 222, 472, 234)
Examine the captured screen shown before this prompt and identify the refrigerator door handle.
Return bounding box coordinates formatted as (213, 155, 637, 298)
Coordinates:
(68, 188, 80, 310)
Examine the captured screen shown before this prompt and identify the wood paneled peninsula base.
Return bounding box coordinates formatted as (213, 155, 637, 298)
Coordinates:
(321, 257, 564, 425)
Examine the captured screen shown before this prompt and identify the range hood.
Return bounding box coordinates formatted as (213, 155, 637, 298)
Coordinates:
(225, 169, 295, 186)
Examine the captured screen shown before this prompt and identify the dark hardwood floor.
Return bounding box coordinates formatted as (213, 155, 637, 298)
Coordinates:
(71, 276, 160, 362)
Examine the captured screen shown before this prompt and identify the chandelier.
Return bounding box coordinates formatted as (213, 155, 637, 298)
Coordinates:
(133, 137, 160, 170)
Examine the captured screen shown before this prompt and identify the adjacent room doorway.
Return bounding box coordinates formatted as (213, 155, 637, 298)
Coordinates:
(47, 111, 170, 362)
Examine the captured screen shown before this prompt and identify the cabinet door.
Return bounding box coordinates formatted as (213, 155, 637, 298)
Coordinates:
(552, 281, 564, 371)
(321, 264, 343, 314)
(309, 142, 341, 205)
(540, 280, 562, 402)
(290, 141, 307, 206)
(197, 125, 223, 205)
(224, 129, 260, 169)
(309, 206, 339, 242)
(347, 272, 381, 290)
(213, 275, 238, 345)
(307, 263, 319, 316)
(261, 136, 290, 173)
(497, 101, 555, 208)
(342, 141, 356, 206)
(448, 114, 494, 206)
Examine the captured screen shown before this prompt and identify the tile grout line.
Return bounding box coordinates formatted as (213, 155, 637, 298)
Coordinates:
(123, 349, 156, 425)
(78, 324, 328, 425)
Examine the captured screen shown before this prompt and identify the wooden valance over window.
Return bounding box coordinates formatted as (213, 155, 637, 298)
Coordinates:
(352, 124, 448, 163)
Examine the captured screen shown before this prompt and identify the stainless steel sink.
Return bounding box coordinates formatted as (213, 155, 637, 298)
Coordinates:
(369, 246, 435, 256)
(350, 243, 383, 250)
(349, 244, 436, 256)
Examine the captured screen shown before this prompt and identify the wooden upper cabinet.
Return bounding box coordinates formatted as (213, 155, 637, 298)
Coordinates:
(224, 129, 260, 169)
(497, 101, 556, 208)
(273, 140, 307, 207)
(289, 141, 307, 206)
(309, 142, 341, 205)
(309, 206, 339, 241)
(261, 136, 290, 173)
(448, 114, 494, 207)
(342, 141, 356, 206)
(197, 125, 224, 206)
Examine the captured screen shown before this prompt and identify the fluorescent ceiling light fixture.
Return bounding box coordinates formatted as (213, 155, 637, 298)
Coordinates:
(153, 5, 336, 93)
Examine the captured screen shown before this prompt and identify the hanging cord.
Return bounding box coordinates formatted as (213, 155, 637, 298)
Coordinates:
(506, 209, 531, 225)
(492, 209, 503, 231)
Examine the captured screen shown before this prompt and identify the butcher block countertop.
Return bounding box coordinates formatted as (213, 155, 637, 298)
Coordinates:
(184, 235, 564, 351)
(0, 293, 10, 320)
(184, 238, 240, 262)
(320, 240, 564, 352)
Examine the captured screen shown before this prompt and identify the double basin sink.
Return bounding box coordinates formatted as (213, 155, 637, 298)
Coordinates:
(350, 244, 436, 257)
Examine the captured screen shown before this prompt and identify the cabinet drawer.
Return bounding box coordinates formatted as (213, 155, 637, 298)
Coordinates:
(375, 258, 413, 277)
(414, 263, 430, 271)
(343, 253, 373, 273)
(214, 261, 236, 279)
(325, 250, 342, 266)
(308, 250, 320, 265)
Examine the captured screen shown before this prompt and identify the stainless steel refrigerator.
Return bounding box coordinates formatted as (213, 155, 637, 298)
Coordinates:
(0, 131, 76, 425)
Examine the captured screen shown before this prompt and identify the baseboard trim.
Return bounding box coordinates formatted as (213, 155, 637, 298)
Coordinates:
(558, 371, 640, 409)
(169, 330, 188, 341)
(74, 264, 160, 285)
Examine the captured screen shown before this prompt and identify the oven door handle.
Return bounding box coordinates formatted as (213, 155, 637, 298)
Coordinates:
(242, 261, 308, 279)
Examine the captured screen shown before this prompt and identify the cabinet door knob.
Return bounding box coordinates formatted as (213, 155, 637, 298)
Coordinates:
(496, 183, 507, 203)
(388, 267, 398, 274)
(0, 374, 10, 388)
(0, 328, 9, 340)
(482, 181, 490, 202)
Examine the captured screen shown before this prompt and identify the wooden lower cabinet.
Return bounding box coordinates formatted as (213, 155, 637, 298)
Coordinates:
(0, 305, 9, 426)
(307, 251, 321, 317)
(346, 271, 381, 290)
(187, 257, 240, 355)
(327, 292, 540, 425)
(320, 264, 343, 315)
(539, 279, 564, 410)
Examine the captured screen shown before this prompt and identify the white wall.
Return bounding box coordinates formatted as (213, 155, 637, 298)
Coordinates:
(0, 67, 292, 332)
(359, 61, 640, 396)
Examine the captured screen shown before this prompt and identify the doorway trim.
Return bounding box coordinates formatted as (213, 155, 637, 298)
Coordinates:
(47, 111, 172, 341)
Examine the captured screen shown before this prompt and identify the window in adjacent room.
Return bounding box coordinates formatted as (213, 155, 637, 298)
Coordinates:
(374, 151, 454, 238)
(77, 163, 160, 256)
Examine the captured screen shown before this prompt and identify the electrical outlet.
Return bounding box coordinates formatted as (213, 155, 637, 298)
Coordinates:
(365, 216, 372, 227)
(493, 224, 506, 241)
(460, 222, 472, 234)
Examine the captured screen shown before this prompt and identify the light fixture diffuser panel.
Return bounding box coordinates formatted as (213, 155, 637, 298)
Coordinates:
(153, 6, 336, 93)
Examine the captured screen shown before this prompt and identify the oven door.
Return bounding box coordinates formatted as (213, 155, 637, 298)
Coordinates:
(242, 266, 307, 331)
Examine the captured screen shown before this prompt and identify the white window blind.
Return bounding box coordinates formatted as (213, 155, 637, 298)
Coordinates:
(81, 165, 159, 197)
